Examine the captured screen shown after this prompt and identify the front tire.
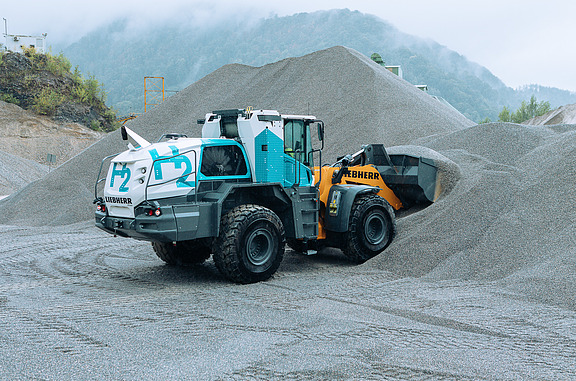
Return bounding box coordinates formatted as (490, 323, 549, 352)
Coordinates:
(213, 204, 285, 284)
(342, 194, 396, 263)
(152, 239, 212, 266)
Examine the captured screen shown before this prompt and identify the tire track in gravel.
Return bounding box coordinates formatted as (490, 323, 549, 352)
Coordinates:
(220, 363, 484, 381)
(2, 225, 576, 379)
(0, 306, 108, 355)
(260, 277, 576, 378)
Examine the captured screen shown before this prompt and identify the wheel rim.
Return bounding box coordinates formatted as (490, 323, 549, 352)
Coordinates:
(246, 228, 274, 266)
(364, 211, 387, 245)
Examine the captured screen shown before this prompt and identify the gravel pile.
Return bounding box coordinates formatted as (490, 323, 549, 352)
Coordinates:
(0, 46, 470, 225)
(524, 103, 576, 125)
(0, 45, 574, 307)
(116, 46, 473, 163)
(371, 122, 576, 307)
(0, 149, 47, 196)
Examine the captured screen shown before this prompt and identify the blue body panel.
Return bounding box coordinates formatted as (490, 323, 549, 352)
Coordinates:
(253, 129, 313, 187)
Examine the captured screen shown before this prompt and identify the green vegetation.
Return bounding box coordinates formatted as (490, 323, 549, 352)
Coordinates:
(0, 48, 118, 131)
(498, 96, 551, 123)
(0, 92, 19, 105)
(23, 48, 109, 113)
(32, 88, 65, 115)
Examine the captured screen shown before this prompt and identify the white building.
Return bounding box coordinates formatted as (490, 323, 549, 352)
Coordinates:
(3, 32, 47, 53)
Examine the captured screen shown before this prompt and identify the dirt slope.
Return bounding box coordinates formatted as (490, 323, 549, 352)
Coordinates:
(0, 100, 104, 167)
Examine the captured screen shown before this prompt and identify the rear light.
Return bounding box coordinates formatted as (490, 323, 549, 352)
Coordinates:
(147, 208, 162, 216)
(96, 204, 106, 212)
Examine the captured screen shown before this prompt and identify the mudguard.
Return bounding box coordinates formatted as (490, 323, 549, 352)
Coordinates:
(324, 184, 379, 232)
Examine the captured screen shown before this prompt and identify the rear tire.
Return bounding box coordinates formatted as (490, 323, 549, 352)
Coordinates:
(342, 194, 396, 263)
(152, 239, 212, 266)
(213, 204, 285, 284)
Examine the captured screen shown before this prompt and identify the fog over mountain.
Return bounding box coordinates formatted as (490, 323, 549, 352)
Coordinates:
(61, 9, 576, 122)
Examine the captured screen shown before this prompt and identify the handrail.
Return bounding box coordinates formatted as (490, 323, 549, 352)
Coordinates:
(94, 152, 123, 200)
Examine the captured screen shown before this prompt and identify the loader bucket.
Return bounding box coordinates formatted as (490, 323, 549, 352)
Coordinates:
(361, 144, 440, 207)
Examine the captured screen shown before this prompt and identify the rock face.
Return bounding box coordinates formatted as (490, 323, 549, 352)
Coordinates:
(0, 46, 472, 226)
(0, 51, 115, 131)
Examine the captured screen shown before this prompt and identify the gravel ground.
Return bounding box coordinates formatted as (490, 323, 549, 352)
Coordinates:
(1, 222, 575, 380)
(1, 47, 576, 379)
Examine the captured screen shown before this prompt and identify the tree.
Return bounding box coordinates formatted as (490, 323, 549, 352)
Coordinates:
(498, 106, 511, 122)
(497, 96, 552, 123)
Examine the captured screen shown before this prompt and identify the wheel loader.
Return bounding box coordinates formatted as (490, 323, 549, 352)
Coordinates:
(94, 108, 439, 283)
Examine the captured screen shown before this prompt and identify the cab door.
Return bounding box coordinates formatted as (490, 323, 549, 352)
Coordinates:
(284, 119, 313, 187)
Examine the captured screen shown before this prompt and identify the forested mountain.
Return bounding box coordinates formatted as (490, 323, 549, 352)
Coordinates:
(61, 9, 576, 122)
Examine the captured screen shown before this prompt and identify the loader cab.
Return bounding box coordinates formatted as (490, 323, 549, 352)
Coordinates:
(282, 116, 322, 187)
(199, 109, 322, 188)
(284, 119, 313, 166)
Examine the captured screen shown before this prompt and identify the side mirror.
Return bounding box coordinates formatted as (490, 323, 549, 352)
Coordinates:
(317, 122, 324, 141)
(121, 126, 128, 141)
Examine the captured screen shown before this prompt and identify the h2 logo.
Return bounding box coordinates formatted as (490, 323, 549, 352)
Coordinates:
(149, 146, 195, 188)
(110, 163, 131, 193)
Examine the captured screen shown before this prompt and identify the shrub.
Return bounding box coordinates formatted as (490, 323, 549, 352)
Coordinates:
(72, 85, 89, 103)
(0, 93, 20, 105)
(32, 88, 64, 115)
(45, 52, 72, 77)
(82, 74, 107, 106)
(72, 65, 82, 84)
(22, 46, 37, 58)
(90, 119, 102, 131)
(497, 96, 552, 123)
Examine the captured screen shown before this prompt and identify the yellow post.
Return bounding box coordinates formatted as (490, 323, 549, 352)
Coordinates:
(144, 76, 165, 112)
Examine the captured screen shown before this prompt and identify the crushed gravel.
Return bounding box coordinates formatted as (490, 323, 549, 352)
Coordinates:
(1, 46, 575, 308)
(0, 46, 470, 226)
(372, 122, 576, 307)
(0, 149, 48, 195)
(524, 102, 576, 125)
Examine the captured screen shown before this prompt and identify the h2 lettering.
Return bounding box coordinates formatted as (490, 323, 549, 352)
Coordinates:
(149, 146, 195, 188)
(110, 163, 131, 192)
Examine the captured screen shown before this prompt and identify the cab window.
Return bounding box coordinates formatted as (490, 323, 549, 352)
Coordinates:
(284, 120, 313, 166)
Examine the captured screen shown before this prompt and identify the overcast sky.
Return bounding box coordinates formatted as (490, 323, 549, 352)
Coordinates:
(2, 0, 575, 92)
